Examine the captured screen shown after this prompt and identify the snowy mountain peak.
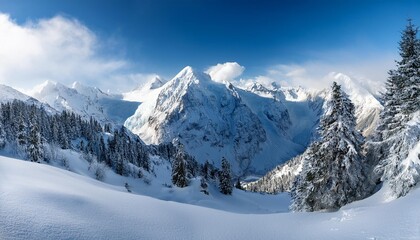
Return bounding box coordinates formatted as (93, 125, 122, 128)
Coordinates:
(173, 66, 212, 85)
(331, 72, 371, 97)
(30, 80, 79, 102)
(71, 81, 108, 99)
(35, 80, 64, 92)
(29, 80, 140, 125)
(0, 84, 38, 104)
(132, 76, 165, 92)
(148, 76, 164, 90)
(175, 66, 194, 79)
(125, 66, 303, 174)
(330, 72, 383, 136)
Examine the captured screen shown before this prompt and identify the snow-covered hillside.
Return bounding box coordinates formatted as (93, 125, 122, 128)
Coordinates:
(125, 67, 304, 174)
(29, 80, 140, 125)
(0, 84, 55, 113)
(1, 156, 420, 240)
(0, 84, 35, 103)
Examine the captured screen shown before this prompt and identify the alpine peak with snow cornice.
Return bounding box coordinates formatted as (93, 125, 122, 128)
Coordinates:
(125, 66, 303, 174)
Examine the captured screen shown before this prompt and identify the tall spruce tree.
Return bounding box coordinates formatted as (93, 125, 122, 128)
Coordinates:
(377, 19, 420, 139)
(27, 116, 43, 163)
(0, 115, 6, 149)
(16, 114, 26, 146)
(291, 82, 368, 211)
(171, 144, 188, 188)
(369, 20, 420, 198)
(219, 157, 233, 195)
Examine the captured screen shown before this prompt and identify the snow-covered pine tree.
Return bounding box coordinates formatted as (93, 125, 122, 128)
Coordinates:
(219, 157, 233, 195)
(291, 82, 368, 211)
(0, 115, 6, 149)
(201, 160, 211, 180)
(376, 20, 420, 139)
(369, 20, 420, 198)
(171, 144, 188, 188)
(27, 115, 43, 163)
(398, 20, 420, 115)
(16, 113, 27, 146)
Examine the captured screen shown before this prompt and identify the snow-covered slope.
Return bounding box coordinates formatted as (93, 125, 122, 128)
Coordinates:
(0, 84, 35, 103)
(244, 153, 304, 193)
(125, 67, 303, 174)
(0, 84, 55, 113)
(2, 156, 420, 240)
(29, 81, 140, 125)
(122, 76, 165, 102)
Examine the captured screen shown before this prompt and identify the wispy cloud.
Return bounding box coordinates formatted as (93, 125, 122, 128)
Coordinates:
(0, 13, 151, 92)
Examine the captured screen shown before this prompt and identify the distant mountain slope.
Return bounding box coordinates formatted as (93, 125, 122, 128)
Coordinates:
(29, 80, 140, 125)
(0, 84, 55, 113)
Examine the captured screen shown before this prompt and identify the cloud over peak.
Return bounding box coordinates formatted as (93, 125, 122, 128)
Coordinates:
(206, 62, 245, 83)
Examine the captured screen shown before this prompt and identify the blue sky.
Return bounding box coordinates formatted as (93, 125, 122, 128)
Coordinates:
(0, 0, 419, 91)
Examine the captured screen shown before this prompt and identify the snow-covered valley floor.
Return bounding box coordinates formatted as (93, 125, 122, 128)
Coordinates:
(1, 156, 419, 240)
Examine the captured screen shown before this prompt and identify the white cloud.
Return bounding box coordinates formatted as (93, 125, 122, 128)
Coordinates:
(0, 13, 151, 92)
(206, 62, 245, 82)
(237, 54, 396, 94)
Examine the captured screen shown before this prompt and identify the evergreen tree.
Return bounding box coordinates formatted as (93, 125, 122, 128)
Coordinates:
(219, 157, 233, 195)
(369, 20, 420, 198)
(58, 125, 69, 149)
(377, 19, 420, 139)
(235, 178, 243, 190)
(27, 117, 43, 163)
(171, 144, 188, 188)
(398, 20, 420, 115)
(16, 114, 26, 146)
(201, 160, 211, 180)
(0, 117, 6, 149)
(291, 82, 368, 211)
(98, 136, 107, 163)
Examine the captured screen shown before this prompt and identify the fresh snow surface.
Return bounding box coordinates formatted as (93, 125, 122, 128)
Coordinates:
(1, 156, 420, 240)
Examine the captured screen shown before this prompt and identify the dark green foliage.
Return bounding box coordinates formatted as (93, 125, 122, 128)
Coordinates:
(171, 145, 189, 188)
(219, 157, 233, 195)
(235, 178, 243, 190)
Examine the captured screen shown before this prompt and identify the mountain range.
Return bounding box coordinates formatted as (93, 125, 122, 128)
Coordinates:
(0, 66, 382, 176)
